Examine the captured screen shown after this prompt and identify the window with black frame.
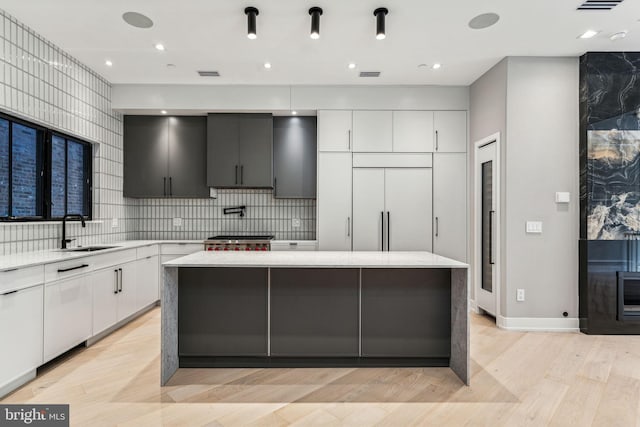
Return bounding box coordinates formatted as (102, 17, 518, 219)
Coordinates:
(0, 113, 92, 221)
(49, 134, 92, 219)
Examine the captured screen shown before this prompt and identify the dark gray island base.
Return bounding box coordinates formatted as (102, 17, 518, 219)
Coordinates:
(161, 252, 469, 385)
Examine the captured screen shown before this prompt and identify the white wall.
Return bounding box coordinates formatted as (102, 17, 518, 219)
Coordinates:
(111, 84, 469, 113)
(505, 57, 579, 319)
(470, 57, 579, 325)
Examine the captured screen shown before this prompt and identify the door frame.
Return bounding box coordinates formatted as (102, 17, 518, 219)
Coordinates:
(473, 132, 501, 319)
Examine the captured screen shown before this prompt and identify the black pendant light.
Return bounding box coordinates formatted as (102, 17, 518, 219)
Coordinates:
(245, 7, 259, 39)
(374, 8, 388, 40)
(309, 7, 323, 39)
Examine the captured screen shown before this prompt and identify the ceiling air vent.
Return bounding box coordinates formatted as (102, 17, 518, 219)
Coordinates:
(197, 71, 220, 77)
(359, 71, 381, 78)
(577, 0, 624, 10)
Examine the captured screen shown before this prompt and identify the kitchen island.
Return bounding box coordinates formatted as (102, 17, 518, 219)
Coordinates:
(161, 251, 469, 385)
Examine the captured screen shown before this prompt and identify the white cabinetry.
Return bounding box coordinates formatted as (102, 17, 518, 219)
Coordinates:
(44, 272, 92, 362)
(434, 153, 467, 262)
(270, 241, 318, 251)
(136, 254, 160, 310)
(434, 111, 467, 153)
(392, 111, 434, 152)
(317, 152, 352, 250)
(318, 110, 352, 152)
(352, 111, 393, 152)
(0, 283, 43, 396)
(353, 168, 432, 251)
(91, 260, 139, 336)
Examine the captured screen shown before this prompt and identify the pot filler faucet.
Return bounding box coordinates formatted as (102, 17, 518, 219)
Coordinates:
(61, 214, 86, 249)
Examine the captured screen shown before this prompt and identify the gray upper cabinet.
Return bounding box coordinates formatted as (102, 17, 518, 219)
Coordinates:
(273, 117, 317, 199)
(124, 115, 208, 198)
(207, 113, 273, 188)
(124, 116, 168, 198)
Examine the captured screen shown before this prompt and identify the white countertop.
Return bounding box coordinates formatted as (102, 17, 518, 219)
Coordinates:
(0, 240, 202, 271)
(162, 251, 468, 269)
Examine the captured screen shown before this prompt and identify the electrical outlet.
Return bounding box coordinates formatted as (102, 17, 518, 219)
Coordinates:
(173, 217, 183, 227)
(292, 218, 301, 228)
(516, 289, 525, 302)
(111, 217, 118, 228)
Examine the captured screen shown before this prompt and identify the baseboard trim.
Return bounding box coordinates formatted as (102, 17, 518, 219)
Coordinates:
(497, 315, 579, 332)
(469, 299, 479, 314)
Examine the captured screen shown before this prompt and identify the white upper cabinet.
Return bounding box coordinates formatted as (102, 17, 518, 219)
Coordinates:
(318, 110, 352, 152)
(434, 111, 467, 153)
(352, 111, 393, 152)
(392, 111, 434, 152)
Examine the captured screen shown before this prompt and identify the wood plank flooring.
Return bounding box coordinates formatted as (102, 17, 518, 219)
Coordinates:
(3, 308, 640, 426)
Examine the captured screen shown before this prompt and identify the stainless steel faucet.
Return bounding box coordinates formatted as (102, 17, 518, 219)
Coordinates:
(61, 214, 86, 249)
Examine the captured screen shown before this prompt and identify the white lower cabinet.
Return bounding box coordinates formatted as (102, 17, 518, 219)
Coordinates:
(136, 255, 159, 310)
(44, 274, 92, 363)
(0, 284, 43, 394)
(91, 261, 137, 336)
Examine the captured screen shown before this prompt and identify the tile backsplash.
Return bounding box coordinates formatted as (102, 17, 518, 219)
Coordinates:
(0, 9, 316, 256)
(135, 190, 316, 241)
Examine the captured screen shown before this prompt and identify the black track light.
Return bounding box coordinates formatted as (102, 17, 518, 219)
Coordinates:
(245, 7, 259, 39)
(309, 7, 323, 40)
(374, 8, 388, 40)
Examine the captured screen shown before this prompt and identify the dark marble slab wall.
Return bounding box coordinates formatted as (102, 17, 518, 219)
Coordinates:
(580, 52, 640, 334)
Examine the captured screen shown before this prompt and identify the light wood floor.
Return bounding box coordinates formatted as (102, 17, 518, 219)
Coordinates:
(3, 308, 640, 426)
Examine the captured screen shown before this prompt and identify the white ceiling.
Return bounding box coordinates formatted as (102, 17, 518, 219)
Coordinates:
(2, 0, 640, 86)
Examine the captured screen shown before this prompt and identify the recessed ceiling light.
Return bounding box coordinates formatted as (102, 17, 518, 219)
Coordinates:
(348, 63, 357, 69)
(161, 110, 167, 115)
(122, 11, 154, 29)
(610, 31, 627, 41)
(264, 62, 272, 69)
(155, 43, 165, 51)
(292, 111, 297, 115)
(468, 13, 500, 30)
(105, 60, 113, 67)
(432, 63, 442, 70)
(579, 30, 599, 39)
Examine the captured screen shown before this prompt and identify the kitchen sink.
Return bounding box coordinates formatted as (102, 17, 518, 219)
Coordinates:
(64, 245, 120, 252)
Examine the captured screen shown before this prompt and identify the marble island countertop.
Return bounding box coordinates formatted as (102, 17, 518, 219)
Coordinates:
(163, 250, 468, 269)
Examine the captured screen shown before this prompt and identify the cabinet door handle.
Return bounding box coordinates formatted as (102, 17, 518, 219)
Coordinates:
(435, 130, 439, 151)
(435, 217, 439, 237)
(241, 165, 244, 185)
(381, 211, 385, 252)
(2, 268, 18, 272)
(114, 269, 119, 294)
(169, 177, 173, 196)
(347, 217, 351, 237)
(1, 290, 18, 296)
(274, 177, 277, 196)
(387, 211, 391, 251)
(57, 264, 89, 273)
(348, 130, 351, 151)
(119, 268, 123, 293)
(163, 177, 167, 196)
(235, 165, 238, 185)
(489, 210, 495, 265)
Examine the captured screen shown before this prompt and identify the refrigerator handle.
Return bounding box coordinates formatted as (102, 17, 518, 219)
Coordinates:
(381, 211, 385, 252)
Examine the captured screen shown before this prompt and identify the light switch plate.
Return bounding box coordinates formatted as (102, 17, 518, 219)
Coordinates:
(517, 289, 525, 302)
(555, 192, 570, 203)
(173, 217, 183, 227)
(292, 218, 301, 228)
(526, 221, 543, 234)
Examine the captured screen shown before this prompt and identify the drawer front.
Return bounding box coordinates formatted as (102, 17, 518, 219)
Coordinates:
(137, 244, 159, 259)
(91, 249, 137, 271)
(44, 259, 92, 283)
(0, 265, 44, 294)
(271, 241, 318, 251)
(161, 243, 202, 255)
(0, 284, 44, 388)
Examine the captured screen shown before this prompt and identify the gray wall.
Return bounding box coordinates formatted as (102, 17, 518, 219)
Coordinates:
(470, 57, 579, 320)
(469, 59, 508, 313)
(504, 57, 579, 318)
